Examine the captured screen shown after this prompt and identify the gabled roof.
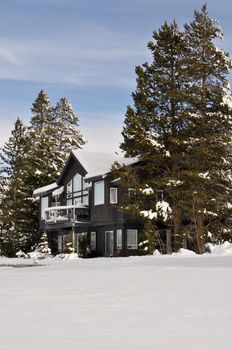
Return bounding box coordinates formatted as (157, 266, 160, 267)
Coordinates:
(34, 150, 138, 193)
(72, 150, 137, 179)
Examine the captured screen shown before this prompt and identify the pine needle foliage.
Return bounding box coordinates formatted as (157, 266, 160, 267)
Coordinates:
(117, 5, 232, 253)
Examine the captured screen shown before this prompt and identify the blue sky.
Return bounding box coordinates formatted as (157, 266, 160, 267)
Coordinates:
(0, 0, 231, 152)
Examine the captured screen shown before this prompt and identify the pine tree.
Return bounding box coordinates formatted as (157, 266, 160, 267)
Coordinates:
(0, 118, 27, 176)
(181, 4, 232, 252)
(27, 90, 60, 183)
(119, 20, 190, 251)
(0, 91, 86, 256)
(54, 97, 85, 157)
(0, 118, 32, 256)
(118, 6, 232, 253)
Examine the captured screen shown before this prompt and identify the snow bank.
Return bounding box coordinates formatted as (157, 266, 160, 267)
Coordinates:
(173, 248, 196, 256)
(206, 241, 232, 255)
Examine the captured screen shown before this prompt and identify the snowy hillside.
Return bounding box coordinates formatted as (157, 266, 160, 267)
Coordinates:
(0, 255, 232, 350)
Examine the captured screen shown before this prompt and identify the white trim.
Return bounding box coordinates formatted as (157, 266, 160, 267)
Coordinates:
(110, 187, 118, 204)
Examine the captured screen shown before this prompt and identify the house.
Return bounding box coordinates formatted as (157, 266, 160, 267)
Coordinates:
(33, 150, 143, 257)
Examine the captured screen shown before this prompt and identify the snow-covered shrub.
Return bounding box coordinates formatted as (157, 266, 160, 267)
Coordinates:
(55, 253, 78, 260)
(174, 248, 196, 256)
(36, 233, 51, 255)
(64, 233, 75, 254)
(15, 250, 26, 258)
(26, 251, 45, 260)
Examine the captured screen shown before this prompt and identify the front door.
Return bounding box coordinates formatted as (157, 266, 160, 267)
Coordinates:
(105, 231, 114, 256)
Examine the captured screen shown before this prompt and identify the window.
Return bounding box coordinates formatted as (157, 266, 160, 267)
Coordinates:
(67, 180, 73, 206)
(90, 232, 96, 250)
(128, 188, 135, 197)
(116, 229, 122, 249)
(82, 192, 89, 205)
(67, 180, 73, 194)
(73, 174, 82, 193)
(41, 196, 49, 219)
(74, 198, 82, 206)
(94, 180, 104, 205)
(110, 187, 118, 204)
(127, 229, 138, 249)
(58, 235, 62, 252)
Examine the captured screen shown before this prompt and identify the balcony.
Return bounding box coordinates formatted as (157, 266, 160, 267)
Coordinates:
(44, 204, 90, 225)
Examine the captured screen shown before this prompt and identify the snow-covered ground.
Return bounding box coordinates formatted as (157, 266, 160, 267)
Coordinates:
(0, 254, 232, 350)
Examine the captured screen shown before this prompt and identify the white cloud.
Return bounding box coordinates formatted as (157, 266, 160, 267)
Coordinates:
(0, 122, 13, 148)
(0, 15, 149, 87)
(0, 111, 124, 154)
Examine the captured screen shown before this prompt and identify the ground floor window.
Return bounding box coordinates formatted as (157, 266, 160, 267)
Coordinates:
(90, 232, 96, 250)
(78, 232, 88, 256)
(116, 229, 122, 249)
(58, 235, 62, 252)
(127, 229, 138, 249)
(105, 231, 114, 256)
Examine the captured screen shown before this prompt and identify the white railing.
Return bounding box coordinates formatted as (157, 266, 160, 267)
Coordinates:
(44, 204, 89, 224)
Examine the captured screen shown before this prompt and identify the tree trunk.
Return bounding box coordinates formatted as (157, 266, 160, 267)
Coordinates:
(195, 212, 206, 254)
(173, 206, 182, 251)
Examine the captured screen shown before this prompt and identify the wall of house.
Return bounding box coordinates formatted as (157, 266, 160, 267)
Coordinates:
(90, 176, 125, 224)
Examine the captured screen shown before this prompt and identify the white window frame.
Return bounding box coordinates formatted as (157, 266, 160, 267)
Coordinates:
(94, 180, 105, 205)
(127, 229, 138, 249)
(116, 229, 122, 249)
(110, 187, 118, 204)
(90, 232, 96, 251)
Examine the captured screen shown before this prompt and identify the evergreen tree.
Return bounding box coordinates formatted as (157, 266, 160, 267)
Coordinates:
(119, 20, 190, 251)
(54, 97, 85, 157)
(0, 118, 27, 176)
(181, 4, 232, 252)
(118, 6, 232, 253)
(0, 118, 33, 256)
(0, 91, 86, 256)
(27, 90, 60, 184)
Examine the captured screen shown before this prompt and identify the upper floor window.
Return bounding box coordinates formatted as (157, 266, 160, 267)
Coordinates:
(73, 174, 82, 193)
(66, 174, 89, 205)
(110, 187, 118, 204)
(67, 180, 72, 195)
(94, 180, 104, 205)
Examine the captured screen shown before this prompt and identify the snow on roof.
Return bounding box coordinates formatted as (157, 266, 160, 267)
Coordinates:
(72, 150, 137, 179)
(33, 182, 58, 196)
(52, 186, 64, 197)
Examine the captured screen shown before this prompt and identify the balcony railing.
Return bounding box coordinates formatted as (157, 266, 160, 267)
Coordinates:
(44, 204, 90, 224)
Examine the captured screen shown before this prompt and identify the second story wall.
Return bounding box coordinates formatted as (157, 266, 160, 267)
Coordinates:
(90, 176, 125, 225)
